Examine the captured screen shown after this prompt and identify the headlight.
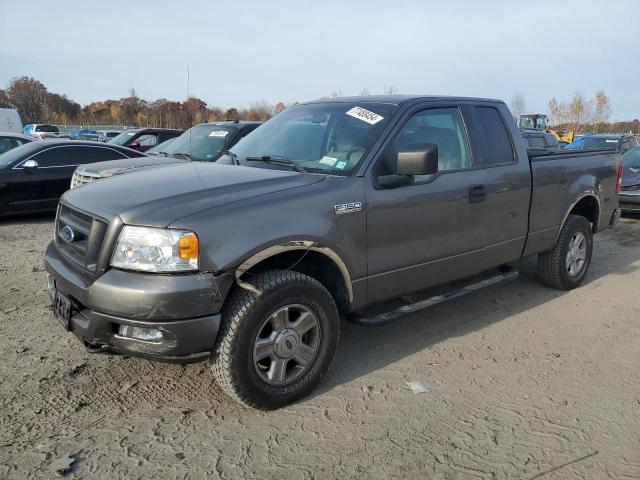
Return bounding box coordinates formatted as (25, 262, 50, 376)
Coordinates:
(111, 226, 198, 273)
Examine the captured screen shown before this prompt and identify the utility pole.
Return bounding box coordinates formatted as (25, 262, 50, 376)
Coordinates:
(186, 64, 190, 100)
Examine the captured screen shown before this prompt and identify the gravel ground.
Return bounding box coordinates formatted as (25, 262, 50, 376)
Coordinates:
(1, 213, 639, 479)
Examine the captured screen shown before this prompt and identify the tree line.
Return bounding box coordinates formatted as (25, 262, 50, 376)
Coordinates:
(509, 89, 638, 134)
(0, 77, 283, 128)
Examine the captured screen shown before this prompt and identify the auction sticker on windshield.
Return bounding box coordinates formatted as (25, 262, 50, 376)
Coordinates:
(209, 131, 229, 137)
(346, 106, 384, 125)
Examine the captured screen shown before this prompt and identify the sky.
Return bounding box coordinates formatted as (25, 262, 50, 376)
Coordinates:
(0, 0, 638, 120)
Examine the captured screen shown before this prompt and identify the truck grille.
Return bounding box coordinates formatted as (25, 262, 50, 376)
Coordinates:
(70, 170, 101, 189)
(55, 204, 109, 272)
(620, 184, 640, 192)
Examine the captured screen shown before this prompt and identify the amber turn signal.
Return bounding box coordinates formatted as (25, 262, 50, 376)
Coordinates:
(178, 233, 198, 260)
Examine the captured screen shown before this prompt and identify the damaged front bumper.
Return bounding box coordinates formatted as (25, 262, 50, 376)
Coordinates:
(44, 242, 234, 363)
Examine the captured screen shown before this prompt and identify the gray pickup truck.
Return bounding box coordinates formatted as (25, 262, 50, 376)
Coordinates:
(44, 95, 622, 409)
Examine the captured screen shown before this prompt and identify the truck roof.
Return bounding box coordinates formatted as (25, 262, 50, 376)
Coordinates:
(303, 94, 504, 105)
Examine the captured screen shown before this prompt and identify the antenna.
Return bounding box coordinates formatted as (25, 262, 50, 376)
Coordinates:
(187, 64, 192, 158)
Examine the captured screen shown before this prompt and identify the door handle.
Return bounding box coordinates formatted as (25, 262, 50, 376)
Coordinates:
(469, 184, 487, 203)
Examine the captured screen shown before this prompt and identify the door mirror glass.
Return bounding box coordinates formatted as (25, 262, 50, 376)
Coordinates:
(396, 143, 438, 176)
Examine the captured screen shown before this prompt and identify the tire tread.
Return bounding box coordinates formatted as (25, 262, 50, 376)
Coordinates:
(211, 269, 337, 409)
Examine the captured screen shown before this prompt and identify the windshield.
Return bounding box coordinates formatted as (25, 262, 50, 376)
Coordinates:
(0, 143, 39, 169)
(580, 137, 620, 150)
(109, 131, 138, 145)
(147, 137, 176, 154)
(519, 115, 546, 130)
(622, 147, 640, 169)
(164, 124, 235, 161)
(227, 102, 397, 175)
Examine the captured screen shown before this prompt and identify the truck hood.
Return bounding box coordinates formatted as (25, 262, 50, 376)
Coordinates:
(622, 166, 640, 187)
(77, 156, 187, 176)
(62, 162, 325, 227)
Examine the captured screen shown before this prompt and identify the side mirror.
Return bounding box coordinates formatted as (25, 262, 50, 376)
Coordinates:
(396, 143, 439, 176)
(23, 159, 38, 173)
(130, 141, 141, 148)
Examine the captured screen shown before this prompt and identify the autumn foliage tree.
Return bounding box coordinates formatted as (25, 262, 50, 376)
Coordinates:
(1, 77, 278, 128)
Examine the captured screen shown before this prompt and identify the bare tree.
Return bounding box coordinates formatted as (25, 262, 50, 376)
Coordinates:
(330, 89, 343, 99)
(591, 89, 612, 132)
(383, 85, 398, 95)
(509, 92, 526, 121)
(359, 87, 370, 97)
(547, 97, 565, 127)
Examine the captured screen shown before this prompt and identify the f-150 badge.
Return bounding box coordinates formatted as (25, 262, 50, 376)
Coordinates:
(334, 202, 362, 215)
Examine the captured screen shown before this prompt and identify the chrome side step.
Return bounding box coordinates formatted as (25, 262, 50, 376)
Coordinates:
(349, 268, 519, 326)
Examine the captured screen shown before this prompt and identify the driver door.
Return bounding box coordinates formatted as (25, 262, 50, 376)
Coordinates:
(365, 104, 490, 302)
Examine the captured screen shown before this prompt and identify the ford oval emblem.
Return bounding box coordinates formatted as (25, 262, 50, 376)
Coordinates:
(61, 225, 75, 243)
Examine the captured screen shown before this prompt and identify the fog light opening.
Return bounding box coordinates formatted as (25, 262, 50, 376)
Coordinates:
(119, 325, 163, 342)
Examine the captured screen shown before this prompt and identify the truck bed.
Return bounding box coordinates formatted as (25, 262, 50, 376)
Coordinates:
(523, 148, 620, 257)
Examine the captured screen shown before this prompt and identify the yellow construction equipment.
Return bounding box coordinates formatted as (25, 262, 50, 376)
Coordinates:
(519, 114, 574, 144)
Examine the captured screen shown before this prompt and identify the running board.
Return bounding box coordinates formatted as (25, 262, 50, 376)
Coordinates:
(349, 269, 519, 326)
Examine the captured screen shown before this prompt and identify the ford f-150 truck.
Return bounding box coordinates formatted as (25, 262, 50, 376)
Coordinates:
(44, 95, 622, 409)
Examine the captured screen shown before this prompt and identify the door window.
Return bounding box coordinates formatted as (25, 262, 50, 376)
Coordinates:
(90, 147, 128, 162)
(385, 107, 472, 182)
(30, 146, 90, 167)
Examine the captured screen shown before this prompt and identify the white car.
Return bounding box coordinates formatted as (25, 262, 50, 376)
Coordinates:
(24, 124, 64, 140)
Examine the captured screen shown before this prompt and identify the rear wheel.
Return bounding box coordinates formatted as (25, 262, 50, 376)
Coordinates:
(211, 270, 339, 410)
(537, 214, 593, 290)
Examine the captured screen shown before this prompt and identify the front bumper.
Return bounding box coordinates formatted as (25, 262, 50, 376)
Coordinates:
(619, 190, 640, 212)
(44, 242, 234, 363)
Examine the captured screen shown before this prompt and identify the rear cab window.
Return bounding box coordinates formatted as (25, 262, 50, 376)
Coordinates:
(474, 106, 515, 166)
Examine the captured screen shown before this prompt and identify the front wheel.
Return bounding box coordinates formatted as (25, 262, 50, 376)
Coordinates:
(537, 214, 593, 290)
(211, 270, 340, 410)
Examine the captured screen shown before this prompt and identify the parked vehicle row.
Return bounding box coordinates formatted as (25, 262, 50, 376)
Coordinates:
(70, 121, 260, 187)
(43, 95, 623, 409)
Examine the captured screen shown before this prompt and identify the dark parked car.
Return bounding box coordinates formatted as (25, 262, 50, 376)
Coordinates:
(108, 128, 183, 152)
(0, 132, 34, 155)
(0, 140, 145, 215)
(45, 96, 621, 409)
(70, 121, 260, 187)
(619, 146, 640, 212)
(566, 133, 638, 154)
(520, 129, 559, 148)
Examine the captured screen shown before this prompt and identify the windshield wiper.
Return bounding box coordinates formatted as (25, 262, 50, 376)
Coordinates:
(245, 155, 307, 173)
(221, 150, 239, 165)
(171, 153, 193, 160)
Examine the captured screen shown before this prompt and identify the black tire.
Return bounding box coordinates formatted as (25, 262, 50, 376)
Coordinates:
(537, 214, 593, 290)
(211, 270, 340, 410)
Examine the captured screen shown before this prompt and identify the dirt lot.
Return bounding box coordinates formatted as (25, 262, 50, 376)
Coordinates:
(1, 214, 639, 479)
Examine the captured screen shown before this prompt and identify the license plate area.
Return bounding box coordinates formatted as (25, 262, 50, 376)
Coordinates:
(54, 290, 73, 331)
